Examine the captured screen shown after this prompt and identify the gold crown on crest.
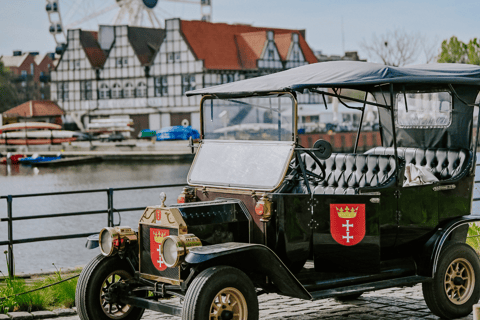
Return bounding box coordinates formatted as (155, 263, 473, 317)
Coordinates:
(154, 230, 167, 244)
(336, 206, 358, 219)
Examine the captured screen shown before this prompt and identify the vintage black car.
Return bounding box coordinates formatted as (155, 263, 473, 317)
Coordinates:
(76, 61, 480, 320)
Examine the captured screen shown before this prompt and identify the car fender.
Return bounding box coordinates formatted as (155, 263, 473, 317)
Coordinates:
(418, 216, 480, 277)
(185, 242, 312, 300)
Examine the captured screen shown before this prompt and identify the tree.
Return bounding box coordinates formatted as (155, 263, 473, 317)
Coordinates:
(0, 62, 19, 113)
(438, 36, 480, 65)
(361, 29, 438, 66)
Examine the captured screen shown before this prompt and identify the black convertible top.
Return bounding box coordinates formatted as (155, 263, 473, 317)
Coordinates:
(186, 61, 480, 98)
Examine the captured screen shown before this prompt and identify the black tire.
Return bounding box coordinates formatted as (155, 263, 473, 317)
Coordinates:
(335, 292, 363, 302)
(75, 254, 144, 320)
(422, 242, 480, 319)
(182, 266, 259, 320)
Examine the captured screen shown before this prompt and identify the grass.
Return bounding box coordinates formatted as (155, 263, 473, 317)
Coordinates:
(0, 252, 80, 314)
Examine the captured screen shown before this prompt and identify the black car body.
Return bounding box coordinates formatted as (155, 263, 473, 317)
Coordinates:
(77, 61, 480, 320)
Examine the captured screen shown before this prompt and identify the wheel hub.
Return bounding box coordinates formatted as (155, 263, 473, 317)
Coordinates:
(444, 258, 475, 305)
(210, 287, 247, 320)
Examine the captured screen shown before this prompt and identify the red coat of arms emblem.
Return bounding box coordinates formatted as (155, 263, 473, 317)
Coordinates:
(330, 204, 365, 246)
(150, 228, 170, 271)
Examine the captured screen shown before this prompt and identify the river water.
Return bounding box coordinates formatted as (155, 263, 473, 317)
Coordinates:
(0, 161, 190, 274)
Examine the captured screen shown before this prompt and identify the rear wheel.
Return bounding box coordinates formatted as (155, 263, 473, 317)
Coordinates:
(422, 242, 480, 319)
(75, 254, 144, 320)
(182, 266, 259, 320)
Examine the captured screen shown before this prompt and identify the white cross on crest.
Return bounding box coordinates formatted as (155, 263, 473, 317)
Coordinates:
(157, 244, 165, 268)
(343, 232, 354, 243)
(342, 220, 353, 231)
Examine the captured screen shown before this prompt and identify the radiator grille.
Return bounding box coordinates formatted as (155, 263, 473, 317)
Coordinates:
(139, 224, 180, 280)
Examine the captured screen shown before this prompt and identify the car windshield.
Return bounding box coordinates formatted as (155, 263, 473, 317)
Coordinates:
(201, 94, 295, 141)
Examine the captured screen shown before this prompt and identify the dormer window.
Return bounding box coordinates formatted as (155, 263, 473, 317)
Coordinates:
(267, 30, 274, 40)
(268, 49, 275, 60)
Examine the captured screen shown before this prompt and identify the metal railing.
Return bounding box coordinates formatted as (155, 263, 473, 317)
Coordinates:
(0, 183, 185, 277)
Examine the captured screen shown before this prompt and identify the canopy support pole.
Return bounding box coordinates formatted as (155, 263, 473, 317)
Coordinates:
(354, 93, 368, 153)
(389, 84, 400, 189)
(311, 89, 390, 110)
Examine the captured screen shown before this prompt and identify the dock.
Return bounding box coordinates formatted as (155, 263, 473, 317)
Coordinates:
(0, 140, 196, 161)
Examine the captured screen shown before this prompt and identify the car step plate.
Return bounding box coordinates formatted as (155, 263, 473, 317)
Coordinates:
(309, 275, 432, 300)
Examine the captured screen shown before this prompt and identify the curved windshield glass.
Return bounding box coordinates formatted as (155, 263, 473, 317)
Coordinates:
(202, 94, 295, 141)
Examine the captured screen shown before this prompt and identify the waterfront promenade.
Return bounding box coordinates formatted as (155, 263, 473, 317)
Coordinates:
(0, 284, 474, 320)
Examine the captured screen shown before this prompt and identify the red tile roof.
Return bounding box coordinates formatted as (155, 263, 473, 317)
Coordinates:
(180, 20, 317, 70)
(80, 31, 107, 69)
(4, 100, 65, 118)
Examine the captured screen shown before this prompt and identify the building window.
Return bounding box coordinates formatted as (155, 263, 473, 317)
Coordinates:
(99, 83, 110, 99)
(154, 77, 168, 96)
(112, 83, 122, 98)
(124, 82, 134, 98)
(268, 49, 274, 60)
(58, 82, 69, 100)
(116, 58, 123, 68)
(182, 74, 196, 94)
(21, 70, 27, 78)
(80, 80, 92, 100)
(136, 82, 146, 97)
(293, 51, 300, 61)
(124, 58, 128, 66)
(70, 61, 75, 70)
(30, 63, 34, 75)
(168, 53, 175, 62)
(76, 61, 80, 68)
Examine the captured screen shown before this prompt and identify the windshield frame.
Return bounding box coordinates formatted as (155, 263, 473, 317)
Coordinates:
(199, 91, 298, 143)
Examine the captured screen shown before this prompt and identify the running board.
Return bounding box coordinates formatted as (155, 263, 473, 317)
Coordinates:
(310, 275, 432, 300)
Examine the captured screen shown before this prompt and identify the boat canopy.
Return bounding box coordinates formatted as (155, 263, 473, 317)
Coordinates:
(186, 61, 480, 98)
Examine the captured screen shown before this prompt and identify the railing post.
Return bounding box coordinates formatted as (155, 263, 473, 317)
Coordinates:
(107, 188, 114, 227)
(7, 195, 14, 278)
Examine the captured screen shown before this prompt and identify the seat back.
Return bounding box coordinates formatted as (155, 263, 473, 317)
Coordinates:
(366, 147, 469, 181)
(299, 153, 397, 195)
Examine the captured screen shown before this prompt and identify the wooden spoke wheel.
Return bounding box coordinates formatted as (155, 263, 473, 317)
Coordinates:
(182, 266, 258, 320)
(444, 258, 475, 305)
(210, 287, 248, 320)
(423, 242, 480, 319)
(76, 254, 144, 320)
(100, 270, 134, 319)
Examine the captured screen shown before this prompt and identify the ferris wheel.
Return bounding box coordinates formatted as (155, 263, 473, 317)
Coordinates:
(46, 0, 212, 50)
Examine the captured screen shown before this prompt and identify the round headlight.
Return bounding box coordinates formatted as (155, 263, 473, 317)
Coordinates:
(99, 227, 115, 256)
(161, 236, 183, 268)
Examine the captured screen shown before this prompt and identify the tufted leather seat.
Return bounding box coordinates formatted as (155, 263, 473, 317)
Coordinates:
(365, 147, 470, 181)
(294, 153, 397, 195)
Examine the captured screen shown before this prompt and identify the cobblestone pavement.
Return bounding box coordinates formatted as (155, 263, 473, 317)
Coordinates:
(25, 284, 474, 320)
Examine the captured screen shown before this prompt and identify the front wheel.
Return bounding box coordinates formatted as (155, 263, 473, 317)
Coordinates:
(182, 266, 259, 320)
(75, 254, 144, 320)
(422, 242, 480, 319)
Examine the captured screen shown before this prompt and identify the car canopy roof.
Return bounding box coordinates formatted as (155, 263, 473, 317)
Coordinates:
(186, 61, 480, 98)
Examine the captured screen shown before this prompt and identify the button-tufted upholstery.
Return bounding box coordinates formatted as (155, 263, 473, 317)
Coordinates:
(365, 147, 470, 181)
(294, 153, 397, 194)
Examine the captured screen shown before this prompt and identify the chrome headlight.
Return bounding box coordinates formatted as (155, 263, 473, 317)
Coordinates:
(99, 226, 137, 257)
(161, 234, 201, 268)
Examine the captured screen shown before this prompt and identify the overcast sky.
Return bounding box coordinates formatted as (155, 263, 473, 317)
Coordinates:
(1, 0, 479, 64)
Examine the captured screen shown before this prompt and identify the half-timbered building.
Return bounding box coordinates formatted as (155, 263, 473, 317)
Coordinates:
(51, 18, 319, 134)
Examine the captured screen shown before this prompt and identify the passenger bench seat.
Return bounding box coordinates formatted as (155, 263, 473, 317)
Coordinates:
(365, 147, 470, 181)
(301, 153, 397, 195)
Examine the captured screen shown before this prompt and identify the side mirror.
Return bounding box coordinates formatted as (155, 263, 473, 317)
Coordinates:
(313, 139, 332, 160)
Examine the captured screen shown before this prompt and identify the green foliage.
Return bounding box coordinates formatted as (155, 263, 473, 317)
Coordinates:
(0, 61, 19, 113)
(467, 223, 480, 254)
(438, 36, 480, 65)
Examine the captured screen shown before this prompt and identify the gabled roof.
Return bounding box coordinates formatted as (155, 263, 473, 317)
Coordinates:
(79, 31, 107, 69)
(180, 20, 317, 70)
(127, 27, 165, 66)
(0, 53, 29, 68)
(3, 100, 65, 117)
(34, 54, 46, 65)
(274, 33, 294, 61)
